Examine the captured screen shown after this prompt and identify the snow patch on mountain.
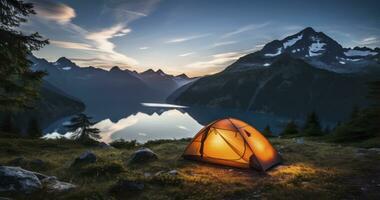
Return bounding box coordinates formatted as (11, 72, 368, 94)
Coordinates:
(344, 49, 378, 57)
(309, 39, 326, 57)
(283, 34, 303, 49)
(265, 48, 282, 57)
(62, 67, 71, 70)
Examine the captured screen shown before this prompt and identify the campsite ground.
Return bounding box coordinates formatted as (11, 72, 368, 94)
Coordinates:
(0, 137, 379, 200)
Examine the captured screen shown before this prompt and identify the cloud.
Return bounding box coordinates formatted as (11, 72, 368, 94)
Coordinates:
(179, 52, 195, 57)
(354, 37, 379, 46)
(211, 41, 237, 48)
(221, 22, 270, 38)
(102, 0, 160, 23)
(82, 24, 137, 66)
(139, 46, 150, 50)
(186, 51, 244, 69)
(32, 0, 76, 24)
(166, 33, 211, 43)
(50, 40, 97, 51)
(86, 24, 131, 52)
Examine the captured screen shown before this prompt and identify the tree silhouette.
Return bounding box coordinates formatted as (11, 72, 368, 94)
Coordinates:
(262, 125, 273, 137)
(0, 0, 48, 110)
(27, 118, 42, 138)
(303, 112, 323, 136)
(65, 113, 100, 143)
(281, 120, 299, 136)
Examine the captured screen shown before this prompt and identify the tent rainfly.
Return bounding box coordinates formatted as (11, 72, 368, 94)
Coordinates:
(183, 118, 281, 171)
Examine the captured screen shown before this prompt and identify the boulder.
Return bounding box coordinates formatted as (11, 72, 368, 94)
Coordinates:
(128, 148, 158, 164)
(0, 166, 42, 194)
(168, 170, 178, 176)
(72, 151, 97, 166)
(41, 176, 76, 193)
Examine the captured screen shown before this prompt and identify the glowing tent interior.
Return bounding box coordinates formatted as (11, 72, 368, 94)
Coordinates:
(183, 118, 281, 171)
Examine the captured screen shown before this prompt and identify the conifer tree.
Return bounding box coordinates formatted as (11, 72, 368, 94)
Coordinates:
(0, 0, 48, 110)
(262, 125, 273, 137)
(281, 120, 299, 136)
(303, 112, 323, 136)
(65, 113, 100, 144)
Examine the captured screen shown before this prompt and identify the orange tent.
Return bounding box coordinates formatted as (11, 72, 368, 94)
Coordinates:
(183, 118, 281, 171)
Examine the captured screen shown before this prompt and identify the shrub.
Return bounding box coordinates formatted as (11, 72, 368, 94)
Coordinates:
(109, 139, 137, 149)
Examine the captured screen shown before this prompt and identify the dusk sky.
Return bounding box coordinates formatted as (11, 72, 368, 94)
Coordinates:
(23, 0, 380, 77)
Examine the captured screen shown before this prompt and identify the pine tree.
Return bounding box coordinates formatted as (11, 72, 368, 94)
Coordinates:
(65, 113, 100, 144)
(0, 0, 48, 111)
(27, 118, 42, 138)
(262, 125, 273, 137)
(281, 120, 299, 136)
(303, 111, 323, 136)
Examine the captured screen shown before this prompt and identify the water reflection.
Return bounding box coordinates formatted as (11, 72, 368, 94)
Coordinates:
(44, 103, 290, 143)
(95, 109, 203, 143)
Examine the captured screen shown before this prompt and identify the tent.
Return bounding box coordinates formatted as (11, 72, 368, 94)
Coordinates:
(183, 118, 281, 171)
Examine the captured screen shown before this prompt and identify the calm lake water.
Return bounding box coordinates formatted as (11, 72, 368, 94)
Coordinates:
(44, 103, 290, 143)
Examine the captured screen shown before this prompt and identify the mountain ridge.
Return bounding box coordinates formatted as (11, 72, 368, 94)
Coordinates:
(170, 27, 380, 121)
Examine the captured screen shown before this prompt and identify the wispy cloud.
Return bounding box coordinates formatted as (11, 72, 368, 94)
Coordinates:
(166, 33, 211, 43)
(179, 52, 195, 57)
(211, 41, 237, 48)
(32, 0, 76, 24)
(221, 22, 270, 38)
(186, 51, 244, 69)
(84, 24, 137, 66)
(354, 37, 379, 46)
(139, 46, 150, 50)
(102, 0, 160, 23)
(50, 40, 97, 51)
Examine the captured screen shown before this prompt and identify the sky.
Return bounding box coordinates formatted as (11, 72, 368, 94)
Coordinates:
(22, 0, 380, 77)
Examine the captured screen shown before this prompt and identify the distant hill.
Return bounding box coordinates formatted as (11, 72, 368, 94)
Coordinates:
(29, 56, 196, 117)
(170, 27, 380, 121)
(0, 80, 85, 133)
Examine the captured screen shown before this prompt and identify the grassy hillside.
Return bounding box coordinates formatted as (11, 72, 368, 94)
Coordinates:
(0, 138, 379, 199)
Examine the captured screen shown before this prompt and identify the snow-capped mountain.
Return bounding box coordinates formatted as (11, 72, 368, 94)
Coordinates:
(170, 27, 380, 121)
(226, 27, 379, 73)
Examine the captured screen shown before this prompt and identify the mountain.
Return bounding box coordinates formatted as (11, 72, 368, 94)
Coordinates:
(170, 27, 380, 121)
(30, 56, 195, 118)
(0, 80, 85, 133)
(138, 69, 196, 97)
(225, 27, 379, 73)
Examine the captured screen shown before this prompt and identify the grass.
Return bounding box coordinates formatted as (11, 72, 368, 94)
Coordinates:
(0, 138, 379, 199)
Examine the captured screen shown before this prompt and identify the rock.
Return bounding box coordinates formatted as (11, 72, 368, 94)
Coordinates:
(128, 148, 158, 164)
(168, 170, 178, 176)
(368, 148, 380, 153)
(154, 171, 164, 176)
(109, 179, 144, 195)
(72, 151, 97, 166)
(41, 176, 76, 193)
(143, 172, 151, 177)
(32, 172, 49, 180)
(0, 166, 42, 194)
(295, 138, 304, 144)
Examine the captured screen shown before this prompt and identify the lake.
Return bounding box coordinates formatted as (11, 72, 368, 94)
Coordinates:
(44, 103, 291, 143)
